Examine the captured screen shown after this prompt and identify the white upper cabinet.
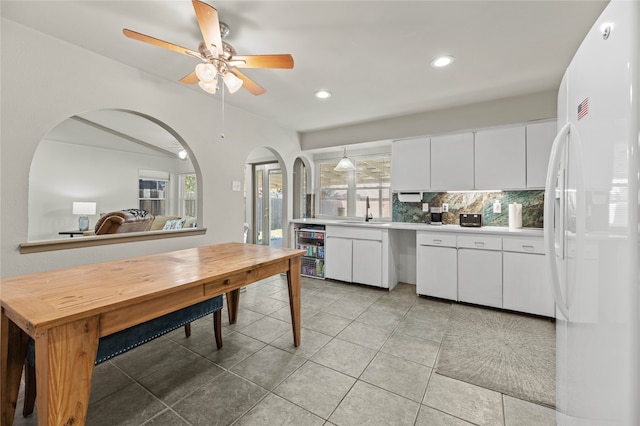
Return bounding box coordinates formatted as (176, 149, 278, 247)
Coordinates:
(430, 132, 474, 191)
(526, 120, 557, 188)
(391, 137, 430, 191)
(474, 126, 526, 190)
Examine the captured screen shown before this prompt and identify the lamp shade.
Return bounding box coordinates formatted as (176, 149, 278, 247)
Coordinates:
(195, 63, 217, 83)
(72, 202, 96, 215)
(334, 148, 356, 171)
(223, 72, 243, 94)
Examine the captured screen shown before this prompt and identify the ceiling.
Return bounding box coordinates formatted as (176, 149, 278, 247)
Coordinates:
(2, 1, 609, 134)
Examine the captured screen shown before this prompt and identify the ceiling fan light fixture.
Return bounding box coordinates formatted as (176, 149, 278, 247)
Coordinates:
(223, 72, 244, 94)
(334, 147, 356, 171)
(198, 79, 218, 94)
(195, 63, 218, 83)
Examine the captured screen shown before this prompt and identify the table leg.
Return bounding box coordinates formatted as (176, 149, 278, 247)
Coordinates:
(287, 256, 302, 347)
(226, 289, 241, 324)
(34, 316, 99, 426)
(1, 310, 29, 426)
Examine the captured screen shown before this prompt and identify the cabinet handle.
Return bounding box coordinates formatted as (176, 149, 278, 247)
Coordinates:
(474, 241, 485, 247)
(522, 245, 535, 251)
(433, 239, 442, 244)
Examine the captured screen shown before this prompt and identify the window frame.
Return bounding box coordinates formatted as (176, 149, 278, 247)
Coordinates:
(315, 151, 391, 220)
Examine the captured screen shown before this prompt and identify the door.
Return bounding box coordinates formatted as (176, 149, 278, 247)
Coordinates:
(253, 163, 283, 246)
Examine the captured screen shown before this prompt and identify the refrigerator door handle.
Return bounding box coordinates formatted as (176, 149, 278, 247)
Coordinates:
(544, 122, 573, 319)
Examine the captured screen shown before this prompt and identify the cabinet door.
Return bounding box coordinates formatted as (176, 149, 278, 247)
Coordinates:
(352, 239, 382, 287)
(416, 245, 457, 300)
(430, 132, 474, 190)
(325, 237, 352, 282)
(391, 137, 431, 191)
(474, 126, 526, 189)
(457, 249, 502, 308)
(503, 252, 554, 317)
(526, 120, 557, 188)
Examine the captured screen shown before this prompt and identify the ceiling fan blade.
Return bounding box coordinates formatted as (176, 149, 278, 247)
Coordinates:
(122, 29, 200, 58)
(192, 0, 223, 56)
(180, 71, 200, 85)
(230, 54, 294, 69)
(230, 69, 266, 96)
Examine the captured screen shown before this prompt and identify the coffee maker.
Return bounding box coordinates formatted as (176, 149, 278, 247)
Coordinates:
(430, 207, 443, 225)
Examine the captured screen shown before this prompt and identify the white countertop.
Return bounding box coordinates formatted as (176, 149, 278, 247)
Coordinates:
(291, 218, 543, 237)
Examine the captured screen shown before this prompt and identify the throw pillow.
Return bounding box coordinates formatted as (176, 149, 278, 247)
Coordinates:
(162, 219, 185, 230)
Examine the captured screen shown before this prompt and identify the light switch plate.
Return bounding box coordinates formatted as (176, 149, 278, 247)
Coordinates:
(422, 203, 429, 212)
(493, 200, 501, 213)
(442, 203, 449, 212)
(232, 181, 241, 192)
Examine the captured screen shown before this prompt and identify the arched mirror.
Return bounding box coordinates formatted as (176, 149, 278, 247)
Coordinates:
(28, 109, 199, 242)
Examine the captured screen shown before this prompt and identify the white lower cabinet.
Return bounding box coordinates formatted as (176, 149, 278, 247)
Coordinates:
(325, 236, 352, 282)
(352, 239, 382, 287)
(416, 232, 457, 300)
(503, 237, 554, 317)
(457, 235, 503, 308)
(324, 226, 390, 288)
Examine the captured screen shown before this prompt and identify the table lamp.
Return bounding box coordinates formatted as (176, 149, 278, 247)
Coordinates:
(73, 202, 96, 231)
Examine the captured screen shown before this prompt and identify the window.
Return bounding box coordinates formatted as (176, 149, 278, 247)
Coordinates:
(317, 154, 391, 219)
(139, 170, 170, 215)
(180, 173, 197, 217)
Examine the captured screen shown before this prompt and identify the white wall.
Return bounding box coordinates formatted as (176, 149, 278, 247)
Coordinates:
(28, 139, 189, 241)
(1, 18, 302, 277)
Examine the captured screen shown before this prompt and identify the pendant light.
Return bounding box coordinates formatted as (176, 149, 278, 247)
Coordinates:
(334, 147, 356, 171)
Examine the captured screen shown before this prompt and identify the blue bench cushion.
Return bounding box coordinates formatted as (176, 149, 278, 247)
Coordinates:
(26, 296, 223, 365)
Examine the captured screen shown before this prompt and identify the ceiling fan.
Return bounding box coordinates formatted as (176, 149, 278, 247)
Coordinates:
(123, 0, 294, 96)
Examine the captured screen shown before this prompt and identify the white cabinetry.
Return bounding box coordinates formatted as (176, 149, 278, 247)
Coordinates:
(502, 236, 553, 317)
(391, 137, 430, 191)
(416, 232, 457, 300)
(474, 126, 526, 189)
(353, 239, 383, 287)
(325, 236, 352, 282)
(430, 132, 474, 191)
(457, 235, 503, 308)
(526, 120, 557, 188)
(325, 226, 392, 288)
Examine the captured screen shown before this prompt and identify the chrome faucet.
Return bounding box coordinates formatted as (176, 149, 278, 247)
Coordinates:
(365, 196, 373, 222)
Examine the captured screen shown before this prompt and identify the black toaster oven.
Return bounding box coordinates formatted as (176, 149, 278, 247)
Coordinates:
(460, 213, 482, 227)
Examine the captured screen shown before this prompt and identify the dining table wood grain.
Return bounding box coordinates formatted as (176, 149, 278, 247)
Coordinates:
(1, 242, 304, 426)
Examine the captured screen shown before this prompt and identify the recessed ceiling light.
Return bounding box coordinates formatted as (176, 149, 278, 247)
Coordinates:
(315, 90, 332, 99)
(431, 56, 455, 68)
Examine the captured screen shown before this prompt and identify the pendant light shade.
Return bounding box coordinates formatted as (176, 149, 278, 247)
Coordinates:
(334, 147, 356, 171)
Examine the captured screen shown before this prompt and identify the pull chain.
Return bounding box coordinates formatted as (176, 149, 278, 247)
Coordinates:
(220, 81, 225, 140)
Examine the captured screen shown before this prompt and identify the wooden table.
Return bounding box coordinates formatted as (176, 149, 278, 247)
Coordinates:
(1, 242, 304, 426)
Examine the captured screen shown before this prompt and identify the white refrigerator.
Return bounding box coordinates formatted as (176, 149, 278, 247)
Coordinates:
(544, 0, 639, 425)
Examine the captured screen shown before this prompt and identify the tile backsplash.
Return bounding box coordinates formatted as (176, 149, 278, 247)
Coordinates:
(392, 190, 544, 228)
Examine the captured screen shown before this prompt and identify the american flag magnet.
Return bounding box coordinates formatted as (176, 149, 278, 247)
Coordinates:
(577, 97, 589, 120)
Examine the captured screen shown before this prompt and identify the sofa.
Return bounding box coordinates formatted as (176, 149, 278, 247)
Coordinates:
(22, 295, 223, 417)
(90, 209, 196, 235)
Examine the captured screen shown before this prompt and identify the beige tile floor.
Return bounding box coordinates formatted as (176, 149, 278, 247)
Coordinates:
(14, 275, 556, 426)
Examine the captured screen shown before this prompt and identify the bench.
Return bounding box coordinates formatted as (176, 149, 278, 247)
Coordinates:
(22, 296, 224, 417)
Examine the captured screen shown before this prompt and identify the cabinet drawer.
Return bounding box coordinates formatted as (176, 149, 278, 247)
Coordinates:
(502, 237, 544, 254)
(457, 235, 502, 251)
(326, 225, 382, 241)
(417, 232, 457, 247)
